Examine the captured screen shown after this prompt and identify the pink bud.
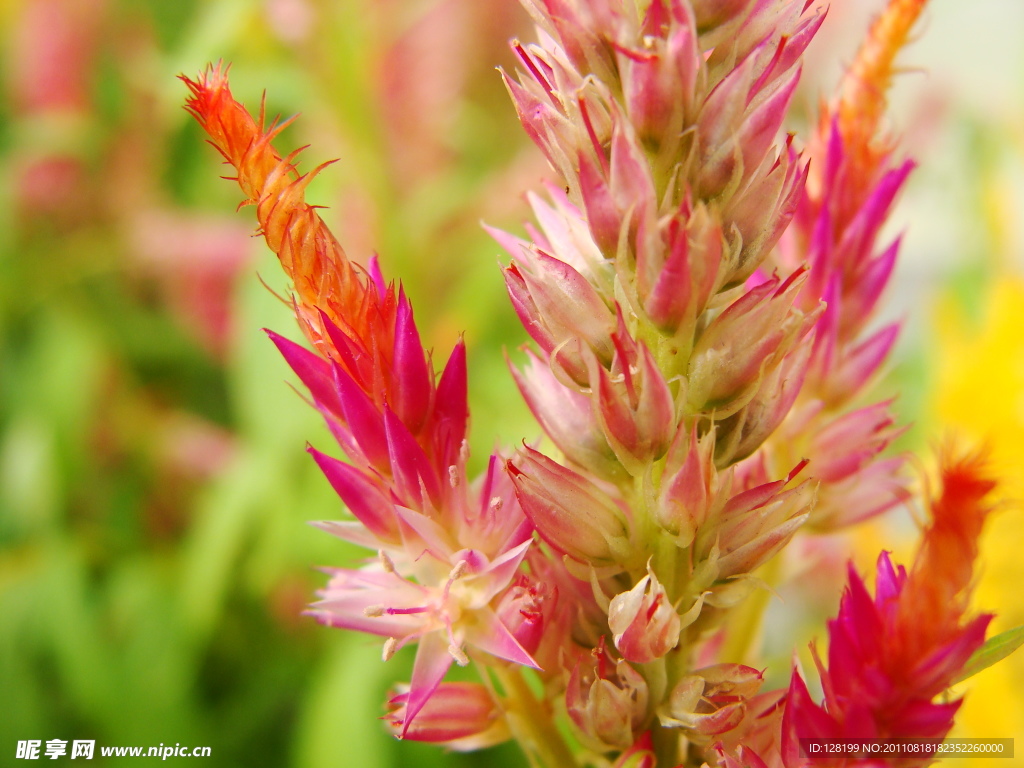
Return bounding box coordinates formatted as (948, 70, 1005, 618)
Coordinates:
(591, 331, 675, 472)
(510, 348, 624, 481)
(386, 682, 510, 750)
(687, 269, 812, 411)
(723, 136, 807, 284)
(657, 425, 716, 541)
(640, 202, 723, 333)
(708, 472, 817, 578)
(579, 118, 658, 259)
(713, 337, 814, 466)
(617, 8, 700, 142)
(608, 566, 681, 663)
(500, 66, 576, 181)
(503, 252, 616, 383)
(507, 447, 632, 567)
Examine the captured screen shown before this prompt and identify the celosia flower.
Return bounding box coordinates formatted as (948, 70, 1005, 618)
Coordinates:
(757, 0, 931, 530)
(182, 0, 1020, 764)
(781, 449, 996, 766)
(183, 65, 551, 738)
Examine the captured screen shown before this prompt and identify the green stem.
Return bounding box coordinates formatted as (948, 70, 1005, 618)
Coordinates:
(494, 666, 577, 768)
(718, 554, 782, 664)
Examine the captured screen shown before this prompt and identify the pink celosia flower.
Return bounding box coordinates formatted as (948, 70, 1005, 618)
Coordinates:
(182, 0, 1019, 764)
(759, 0, 932, 529)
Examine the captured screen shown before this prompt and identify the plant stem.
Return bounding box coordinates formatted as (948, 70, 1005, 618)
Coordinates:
(494, 666, 578, 768)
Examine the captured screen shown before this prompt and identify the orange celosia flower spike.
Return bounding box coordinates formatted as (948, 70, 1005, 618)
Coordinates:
(180, 64, 393, 367)
(835, 0, 929, 176)
(897, 447, 996, 659)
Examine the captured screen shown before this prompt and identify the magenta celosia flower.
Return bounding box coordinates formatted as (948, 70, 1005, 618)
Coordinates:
(182, 66, 552, 740)
(780, 449, 995, 767)
(756, 0, 932, 530)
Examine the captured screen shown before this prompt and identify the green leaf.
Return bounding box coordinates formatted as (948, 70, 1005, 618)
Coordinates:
(953, 625, 1024, 685)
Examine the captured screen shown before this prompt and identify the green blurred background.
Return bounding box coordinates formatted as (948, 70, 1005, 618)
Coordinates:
(0, 0, 1020, 766)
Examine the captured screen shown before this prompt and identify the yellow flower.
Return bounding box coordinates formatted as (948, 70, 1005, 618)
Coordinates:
(931, 278, 1024, 764)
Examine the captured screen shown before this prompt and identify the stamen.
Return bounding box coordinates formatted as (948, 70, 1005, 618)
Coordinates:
(379, 550, 398, 574)
(448, 643, 470, 666)
(382, 637, 398, 661)
(386, 605, 431, 616)
(364, 605, 386, 618)
(448, 560, 469, 582)
(513, 41, 554, 99)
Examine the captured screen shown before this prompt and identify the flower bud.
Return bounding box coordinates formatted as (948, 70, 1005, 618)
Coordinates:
(386, 682, 510, 750)
(657, 424, 716, 542)
(687, 268, 811, 413)
(713, 337, 814, 467)
(703, 468, 817, 579)
(507, 446, 632, 567)
(659, 664, 762, 737)
(566, 644, 649, 751)
(722, 137, 807, 284)
(503, 251, 616, 384)
(617, 3, 699, 143)
(591, 329, 675, 473)
(638, 200, 722, 334)
(510, 348, 624, 481)
(608, 565, 680, 663)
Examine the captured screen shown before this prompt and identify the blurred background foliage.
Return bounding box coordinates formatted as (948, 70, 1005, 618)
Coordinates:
(0, 0, 1019, 766)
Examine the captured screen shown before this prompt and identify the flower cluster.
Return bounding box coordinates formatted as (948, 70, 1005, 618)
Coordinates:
(182, 0, 1019, 765)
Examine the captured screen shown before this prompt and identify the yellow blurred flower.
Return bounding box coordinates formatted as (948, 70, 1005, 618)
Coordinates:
(932, 277, 1024, 763)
